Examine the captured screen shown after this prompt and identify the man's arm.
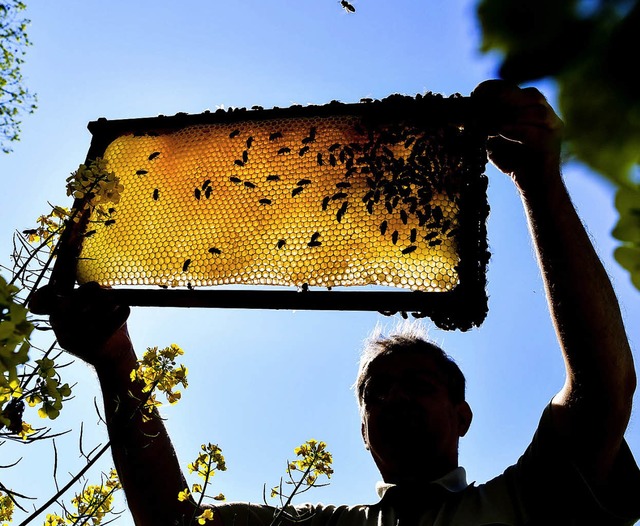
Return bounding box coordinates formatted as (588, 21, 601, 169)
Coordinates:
(33, 283, 200, 525)
(472, 80, 637, 483)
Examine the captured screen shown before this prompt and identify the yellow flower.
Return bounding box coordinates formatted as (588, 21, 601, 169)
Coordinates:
(197, 509, 215, 525)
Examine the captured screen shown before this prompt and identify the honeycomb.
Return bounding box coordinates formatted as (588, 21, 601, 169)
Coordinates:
(76, 110, 474, 292)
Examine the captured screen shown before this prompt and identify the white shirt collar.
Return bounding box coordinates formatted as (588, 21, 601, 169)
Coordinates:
(375, 466, 469, 499)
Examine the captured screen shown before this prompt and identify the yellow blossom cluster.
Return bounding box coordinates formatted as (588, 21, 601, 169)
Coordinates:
(271, 439, 333, 498)
(25, 356, 72, 420)
(0, 492, 14, 526)
(180, 443, 226, 524)
(130, 343, 188, 420)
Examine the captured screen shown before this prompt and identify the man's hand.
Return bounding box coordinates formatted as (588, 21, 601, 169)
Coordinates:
(471, 79, 564, 191)
(31, 282, 131, 367)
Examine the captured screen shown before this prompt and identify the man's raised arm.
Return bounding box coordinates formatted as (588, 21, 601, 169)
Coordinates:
(32, 283, 200, 525)
(471, 80, 637, 483)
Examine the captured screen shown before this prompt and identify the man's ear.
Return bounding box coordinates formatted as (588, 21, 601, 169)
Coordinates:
(361, 421, 370, 450)
(457, 401, 473, 437)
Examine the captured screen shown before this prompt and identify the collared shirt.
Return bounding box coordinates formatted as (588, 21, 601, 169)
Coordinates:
(216, 405, 640, 526)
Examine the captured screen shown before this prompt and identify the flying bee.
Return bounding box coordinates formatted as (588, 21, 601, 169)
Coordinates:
(229, 129, 240, 138)
(195, 188, 201, 200)
(277, 147, 291, 155)
(380, 220, 388, 235)
(246, 136, 254, 148)
(392, 230, 399, 245)
(182, 259, 192, 272)
(299, 146, 310, 156)
(336, 201, 348, 222)
(208, 247, 222, 255)
(321, 196, 330, 211)
(234, 159, 245, 167)
(229, 176, 242, 184)
(276, 239, 286, 249)
(153, 189, 160, 200)
(297, 178, 311, 186)
(269, 131, 283, 141)
(136, 169, 148, 176)
(402, 245, 417, 255)
(242, 150, 249, 163)
(148, 151, 161, 161)
(259, 198, 272, 205)
(292, 186, 304, 197)
(244, 181, 256, 189)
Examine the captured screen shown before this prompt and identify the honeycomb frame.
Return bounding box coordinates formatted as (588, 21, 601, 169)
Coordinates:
(51, 92, 490, 330)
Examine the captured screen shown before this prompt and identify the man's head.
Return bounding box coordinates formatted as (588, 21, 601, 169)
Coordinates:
(355, 322, 472, 484)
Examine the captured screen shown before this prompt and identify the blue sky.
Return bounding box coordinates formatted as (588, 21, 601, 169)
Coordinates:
(1, 2, 638, 524)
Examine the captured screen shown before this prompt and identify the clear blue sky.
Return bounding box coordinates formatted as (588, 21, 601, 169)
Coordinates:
(1, 2, 638, 524)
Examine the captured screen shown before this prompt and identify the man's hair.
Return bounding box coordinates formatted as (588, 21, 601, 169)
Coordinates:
(354, 320, 466, 411)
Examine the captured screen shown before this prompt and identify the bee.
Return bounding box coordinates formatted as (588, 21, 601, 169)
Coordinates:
(153, 189, 160, 200)
(229, 176, 242, 184)
(266, 174, 280, 181)
(336, 181, 351, 189)
(299, 146, 310, 156)
(159, 284, 168, 289)
(148, 151, 161, 161)
(276, 239, 286, 249)
(229, 129, 240, 138)
(292, 186, 304, 197)
(404, 136, 415, 148)
(321, 196, 330, 211)
(302, 126, 317, 144)
(136, 169, 148, 176)
(204, 186, 213, 199)
(246, 136, 254, 148)
(400, 210, 408, 224)
(84, 229, 97, 237)
(300, 283, 309, 292)
(402, 245, 417, 255)
(392, 230, 399, 244)
(317, 153, 323, 166)
(429, 239, 442, 247)
(297, 178, 311, 186)
(182, 259, 192, 272)
(195, 188, 201, 200)
(244, 181, 256, 189)
(208, 247, 222, 255)
(202, 179, 211, 189)
(332, 192, 347, 200)
(234, 159, 245, 167)
(336, 201, 348, 222)
(366, 201, 375, 214)
(433, 206, 443, 222)
(447, 228, 459, 238)
(242, 150, 249, 163)
(308, 241, 321, 247)
(379, 220, 388, 235)
(424, 231, 438, 240)
(259, 198, 272, 205)
(410, 228, 417, 243)
(328, 143, 341, 152)
(252, 105, 263, 110)
(329, 154, 337, 167)
(269, 131, 283, 141)
(341, 2, 356, 14)
(277, 147, 291, 155)
(187, 282, 194, 290)
(310, 232, 320, 243)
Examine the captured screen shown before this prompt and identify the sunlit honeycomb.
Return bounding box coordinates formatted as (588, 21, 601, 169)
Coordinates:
(76, 111, 472, 292)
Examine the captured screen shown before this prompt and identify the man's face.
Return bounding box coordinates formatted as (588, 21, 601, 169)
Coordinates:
(360, 351, 472, 484)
